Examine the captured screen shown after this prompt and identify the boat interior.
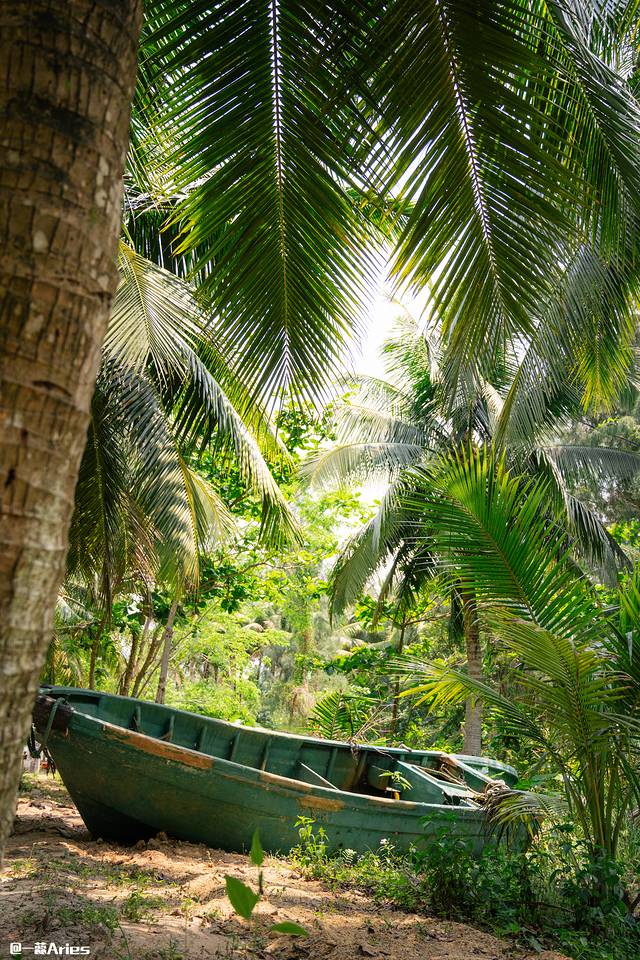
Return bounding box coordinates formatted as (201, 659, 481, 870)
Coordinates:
(40, 686, 516, 808)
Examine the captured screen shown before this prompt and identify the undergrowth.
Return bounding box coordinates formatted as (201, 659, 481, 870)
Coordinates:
(290, 818, 640, 960)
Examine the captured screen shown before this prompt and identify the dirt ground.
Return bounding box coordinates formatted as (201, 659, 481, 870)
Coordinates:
(0, 775, 568, 960)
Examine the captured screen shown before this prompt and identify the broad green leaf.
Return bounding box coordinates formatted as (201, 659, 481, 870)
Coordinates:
(224, 876, 260, 919)
(269, 921, 309, 937)
(250, 829, 264, 867)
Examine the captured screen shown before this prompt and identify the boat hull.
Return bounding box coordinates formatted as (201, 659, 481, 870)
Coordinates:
(47, 715, 492, 855)
(33, 688, 520, 856)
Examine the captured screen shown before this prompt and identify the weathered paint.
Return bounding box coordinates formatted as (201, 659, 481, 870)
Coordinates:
(104, 724, 215, 771)
(33, 687, 524, 857)
(298, 795, 345, 813)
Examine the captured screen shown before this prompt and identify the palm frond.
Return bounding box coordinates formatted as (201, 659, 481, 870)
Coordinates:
(98, 363, 233, 588)
(373, 2, 579, 371)
(309, 688, 388, 743)
(335, 404, 432, 448)
(541, 444, 640, 484)
(141, 0, 380, 404)
(66, 371, 156, 606)
(482, 785, 566, 836)
(109, 247, 298, 546)
(330, 479, 423, 616)
(346, 375, 412, 414)
(401, 449, 600, 640)
(107, 242, 202, 378)
(496, 245, 639, 444)
(372, 1, 640, 398)
(531, 446, 635, 577)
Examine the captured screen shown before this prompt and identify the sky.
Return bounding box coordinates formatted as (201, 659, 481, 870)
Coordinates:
(352, 286, 397, 378)
(350, 264, 431, 382)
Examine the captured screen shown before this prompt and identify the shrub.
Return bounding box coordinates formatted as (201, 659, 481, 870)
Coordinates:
(290, 818, 640, 960)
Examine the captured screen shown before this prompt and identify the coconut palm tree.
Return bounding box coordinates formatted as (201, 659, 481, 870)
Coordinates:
(62, 240, 299, 687)
(69, 240, 297, 590)
(305, 312, 640, 753)
(394, 447, 640, 888)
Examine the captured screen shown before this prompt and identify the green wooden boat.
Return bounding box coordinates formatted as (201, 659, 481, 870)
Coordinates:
(32, 686, 520, 856)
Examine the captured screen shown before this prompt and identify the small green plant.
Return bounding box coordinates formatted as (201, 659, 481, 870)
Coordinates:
(291, 816, 328, 865)
(224, 829, 308, 938)
(150, 941, 184, 960)
(292, 819, 421, 908)
(56, 903, 120, 930)
(413, 832, 476, 917)
(379, 770, 412, 792)
(179, 895, 201, 920)
(120, 890, 165, 922)
(10, 858, 37, 879)
(112, 864, 159, 889)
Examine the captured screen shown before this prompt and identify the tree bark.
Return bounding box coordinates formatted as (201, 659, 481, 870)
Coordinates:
(132, 624, 163, 699)
(0, 0, 143, 859)
(155, 598, 179, 705)
(120, 615, 150, 698)
(389, 621, 406, 741)
(461, 593, 483, 756)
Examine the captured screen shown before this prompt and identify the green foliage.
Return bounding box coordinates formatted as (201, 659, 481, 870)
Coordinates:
(170, 679, 260, 726)
(311, 313, 637, 633)
(395, 447, 640, 863)
(120, 891, 165, 922)
(378, 770, 412, 792)
(291, 819, 640, 960)
(136, 0, 640, 413)
(309, 689, 386, 742)
(291, 817, 329, 865)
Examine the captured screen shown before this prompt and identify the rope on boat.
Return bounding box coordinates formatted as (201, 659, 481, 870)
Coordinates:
(28, 696, 70, 774)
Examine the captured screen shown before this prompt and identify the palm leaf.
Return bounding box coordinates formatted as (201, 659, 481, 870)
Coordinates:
(400, 448, 601, 641)
(109, 246, 299, 546)
(99, 363, 232, 587)
(141, 0, 379, 403)
(373, 1, 640, 394)
(495, 244, 639, 444)
(303, 440, 425, 490)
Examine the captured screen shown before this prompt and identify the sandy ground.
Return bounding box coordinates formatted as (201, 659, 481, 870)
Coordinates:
(0, 775, 568, 960)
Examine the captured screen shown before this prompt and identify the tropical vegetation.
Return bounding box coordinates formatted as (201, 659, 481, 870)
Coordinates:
(2, 1, 640, 957)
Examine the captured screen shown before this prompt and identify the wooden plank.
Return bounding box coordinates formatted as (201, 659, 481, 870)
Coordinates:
(396, 760, 479, 805)
(297, 762, 338, 790)
(229, 731, 240, 762)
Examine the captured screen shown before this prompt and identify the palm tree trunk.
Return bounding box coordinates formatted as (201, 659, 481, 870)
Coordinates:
(87, 609, 110, 690)
(0, 0, 142, 860)
(155, 598, 179, 705)
(131, 625, 163, 699)
(390, 622, 406, 741)
(461, 593, 483, 756)
(120, 617, 150, 698)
